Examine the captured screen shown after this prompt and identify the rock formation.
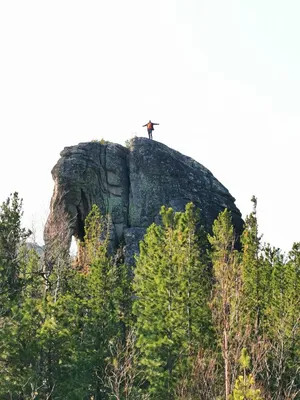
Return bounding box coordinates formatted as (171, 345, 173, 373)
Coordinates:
(44, 137, 243, 264)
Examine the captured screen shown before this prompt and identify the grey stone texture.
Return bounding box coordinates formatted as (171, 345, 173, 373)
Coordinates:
(44, 137, 243, 265)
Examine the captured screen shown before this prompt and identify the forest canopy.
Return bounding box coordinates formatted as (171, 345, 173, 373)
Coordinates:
(0, 193, 299, 399)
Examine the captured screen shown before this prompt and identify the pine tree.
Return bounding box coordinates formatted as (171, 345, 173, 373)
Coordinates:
(0, 192, 31, 307)
(229, 348, 263, 400)
(263, 244, 300, 398)
(46, 204, 131, 399)
(0, 193, 44, 399)
(0, 248, 47, 399)
(208, 208, 243, 400)
(239, 197, 275, 397)
(240, 196, 271, 337)
(133, 203, 211, 399)
(0, 203, 128, 399)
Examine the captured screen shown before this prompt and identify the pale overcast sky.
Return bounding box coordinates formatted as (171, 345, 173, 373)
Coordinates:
(1, 1, 300, 252)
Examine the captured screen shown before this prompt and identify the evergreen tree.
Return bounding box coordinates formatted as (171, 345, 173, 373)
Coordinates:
(47, 204, 132, 399)
(2, 192, 299, 399)
(1, 203, 133, 399)
(0, 193, 44, 399)
(240, 196, 271, 337)
(239, 197, 275, 396)
(0, 192, 31, 307)
(208, 208, 243, 400)
(263, 244, 300, 398)
(133, 203, 211, 399)
(240, 199, 300, 398)
(0, 248, 47, 399)
(229, 348, 263, 400)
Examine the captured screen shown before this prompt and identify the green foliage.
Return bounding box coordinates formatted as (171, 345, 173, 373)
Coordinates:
(241, 196, 271, 336)
(208, 208, 243, 398)
(0, 202, 134, 399)
(125, 136, 137, 148)
(229, 349, 263, 400)
(0, 193, 45, 398)
(230, 374, 263, 400)
(0, 193, 299, 399)
(239, 348, 250, 370)
(260, 244, 300, 397)
(91, 138, 109, 144)
(0, 192, 31, 304)
(240, 198, 300, 398)
(47, 204, 125, 399)
(133, 203, 211, 399)
(0, 248, 46, 398)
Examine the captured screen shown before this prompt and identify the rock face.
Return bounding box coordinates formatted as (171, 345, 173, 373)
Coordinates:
(44, 137, 243, 264)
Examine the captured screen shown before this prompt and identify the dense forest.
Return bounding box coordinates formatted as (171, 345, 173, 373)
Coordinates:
(0, 193, 299, 399)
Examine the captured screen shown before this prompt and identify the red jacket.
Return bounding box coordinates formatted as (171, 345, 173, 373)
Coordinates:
(143, 122, 159, 131)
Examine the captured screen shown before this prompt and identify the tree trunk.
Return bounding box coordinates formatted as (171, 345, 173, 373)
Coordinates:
(224, 326, 230, 400)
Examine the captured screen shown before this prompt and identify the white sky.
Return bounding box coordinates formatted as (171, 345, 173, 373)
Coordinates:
(1, 0, 299, 252)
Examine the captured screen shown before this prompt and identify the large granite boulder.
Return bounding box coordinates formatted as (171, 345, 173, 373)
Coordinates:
(44, 137, 243, 265)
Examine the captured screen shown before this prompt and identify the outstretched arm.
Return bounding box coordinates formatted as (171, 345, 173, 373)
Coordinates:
(153, 123, 159, 125)
(142, 123, 147, 127)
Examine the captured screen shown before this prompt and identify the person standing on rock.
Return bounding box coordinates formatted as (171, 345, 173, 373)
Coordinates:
(142, 120, 159, 139)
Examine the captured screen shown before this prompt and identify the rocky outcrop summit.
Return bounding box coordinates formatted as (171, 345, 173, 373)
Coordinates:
(44, 137, 243, 264)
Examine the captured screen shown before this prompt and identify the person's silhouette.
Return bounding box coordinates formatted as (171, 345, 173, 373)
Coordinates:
(142, 120, 159, 139)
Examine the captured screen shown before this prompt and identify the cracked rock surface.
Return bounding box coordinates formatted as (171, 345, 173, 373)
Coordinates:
(44, 137, 243, 265)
